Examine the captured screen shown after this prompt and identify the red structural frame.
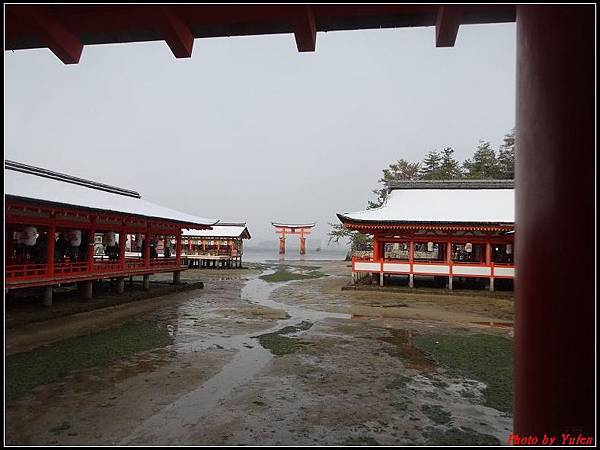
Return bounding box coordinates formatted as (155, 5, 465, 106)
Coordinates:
(348, 225, 514, 285)
(5, 197, 210, 290)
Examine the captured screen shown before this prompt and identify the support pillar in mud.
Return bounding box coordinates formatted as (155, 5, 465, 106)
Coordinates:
(408, 274, 414, 288)
(489, 277, 494, 292)
(299, 237, 306, 255)
(43, 286, 53, 306)
(173, 271, 181, 284)
(379, 272, 384, 287)
(82, 280, 93, 299)
(117, 277, 125, 294)
(448, 276, 453, 291)
(278, 237, 286, 255)
(143, 274, 150, 290)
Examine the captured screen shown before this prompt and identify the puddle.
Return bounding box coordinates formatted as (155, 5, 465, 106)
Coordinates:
(121, 269, 350, 444)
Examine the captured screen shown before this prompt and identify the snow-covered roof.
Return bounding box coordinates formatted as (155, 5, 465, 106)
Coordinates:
(5, 161, 217, 227)
(271, 222, 316, 228)
(338, 181, 514, 225)
(183, 223, 251, 239)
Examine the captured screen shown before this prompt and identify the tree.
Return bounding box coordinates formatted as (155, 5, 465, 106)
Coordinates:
(327, 223, 372, 251)
(438, 147, 463, 179)
(368, 158, 421, 209)
(496, 129, 515, 179)
(463, 140, 499, 179)
(420, 150, 442, 180)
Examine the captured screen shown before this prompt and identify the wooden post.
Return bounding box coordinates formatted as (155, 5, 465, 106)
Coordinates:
(447, 239, 453, 290)
(408, 239, 414, 288)
(279, 236, 286, 255)
(117, 277, 125, 294)
(486, 240, 493, 291)
(176, 231, 182, 267)
(43, 286, 53, 306)
(119, 229, 126, 271)
(144, 227, 150, 269)
(87, 226, 96, 273)
(82, 280, 93, 299)
(46, 222, 56, 277)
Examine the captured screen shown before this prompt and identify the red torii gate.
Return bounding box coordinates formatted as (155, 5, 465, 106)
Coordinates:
(272, 222, 315, 255)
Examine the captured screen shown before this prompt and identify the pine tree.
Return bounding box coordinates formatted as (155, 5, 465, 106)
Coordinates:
(496, 129, 515, 179)
(420, 150, 442, 180)
(368, 159, 421, 208)
(438, 147, 463, 179)
(463, 141, 499, 179)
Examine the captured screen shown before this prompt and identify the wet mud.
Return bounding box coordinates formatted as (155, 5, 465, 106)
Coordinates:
(5, 260, 513, 445)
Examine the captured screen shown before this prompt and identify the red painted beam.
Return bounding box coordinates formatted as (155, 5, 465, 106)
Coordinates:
(292, 6, 317, 52)
(159, 7, 194, 58)
(435, 6, 463, 47)
(11, 6, 83, 64)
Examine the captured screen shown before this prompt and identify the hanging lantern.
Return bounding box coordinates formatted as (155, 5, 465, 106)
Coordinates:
(20, 226, 38, 246)
(103, 231, 116, 247)
(68, 229, 82, 247)
(506, 244, 513, 255)
(427, 242, 434, 252)
(465, 243, 473, 253)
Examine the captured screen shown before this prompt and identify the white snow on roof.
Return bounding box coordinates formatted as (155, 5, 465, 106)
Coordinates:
(183, 225, 250, 239)
(339, 188, 514, 224)
(6, 168, 217, 226)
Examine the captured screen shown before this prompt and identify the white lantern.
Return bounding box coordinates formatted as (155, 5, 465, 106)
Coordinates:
(20, 226, 38, 246)
(68, 229, 82, 247)
(427, 242, 434, 252)
(135, 234, 142, 250)
(465, 243, 473, 253)
(506, 244, 513, 255)
(103, 231, 116, 247)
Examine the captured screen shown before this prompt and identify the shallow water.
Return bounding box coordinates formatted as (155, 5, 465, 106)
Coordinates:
(122, 269, 350, 444)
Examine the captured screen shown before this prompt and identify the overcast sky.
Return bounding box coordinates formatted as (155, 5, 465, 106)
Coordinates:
(5, 23, 515, 247)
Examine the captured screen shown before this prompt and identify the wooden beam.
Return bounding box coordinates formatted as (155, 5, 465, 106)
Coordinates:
(159, 7, 194, 58)
(11, 6, 83, 64)
(435, 6, 463, 48)
(292, 6, 316, 52)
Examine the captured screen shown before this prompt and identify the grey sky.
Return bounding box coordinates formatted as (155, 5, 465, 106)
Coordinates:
(5, 23, 515, 247)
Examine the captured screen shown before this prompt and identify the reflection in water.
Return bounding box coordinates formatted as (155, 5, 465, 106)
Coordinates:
(374, 329, 436, 371)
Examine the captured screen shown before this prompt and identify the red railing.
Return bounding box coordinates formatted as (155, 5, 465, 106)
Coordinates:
(6, 257, 183, 286)
(150, 258, 178, 269)
(125, 259, 146, 270)
(94, 261, 121, 273)
(5, 263, 48, 279)
(54, 261, 89, 275)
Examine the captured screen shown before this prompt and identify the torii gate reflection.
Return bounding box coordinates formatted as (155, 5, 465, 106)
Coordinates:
(271, 222, 316, 255)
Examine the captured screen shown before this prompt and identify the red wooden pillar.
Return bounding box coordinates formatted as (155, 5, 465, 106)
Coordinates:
(87, 226, 96, 272)
(6, 225, 15, 262)
(144, 227, 151, 269)
(372, 236, 380, 261)
(515, 5, 594, 436)
(279, 236, 286, 255)
(46, 222, 56, 277)
(175, 232, 182, 266)
(299, 237, 306, 255)
(119, 229, 126, 271)
(408, 238, 415, 287)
